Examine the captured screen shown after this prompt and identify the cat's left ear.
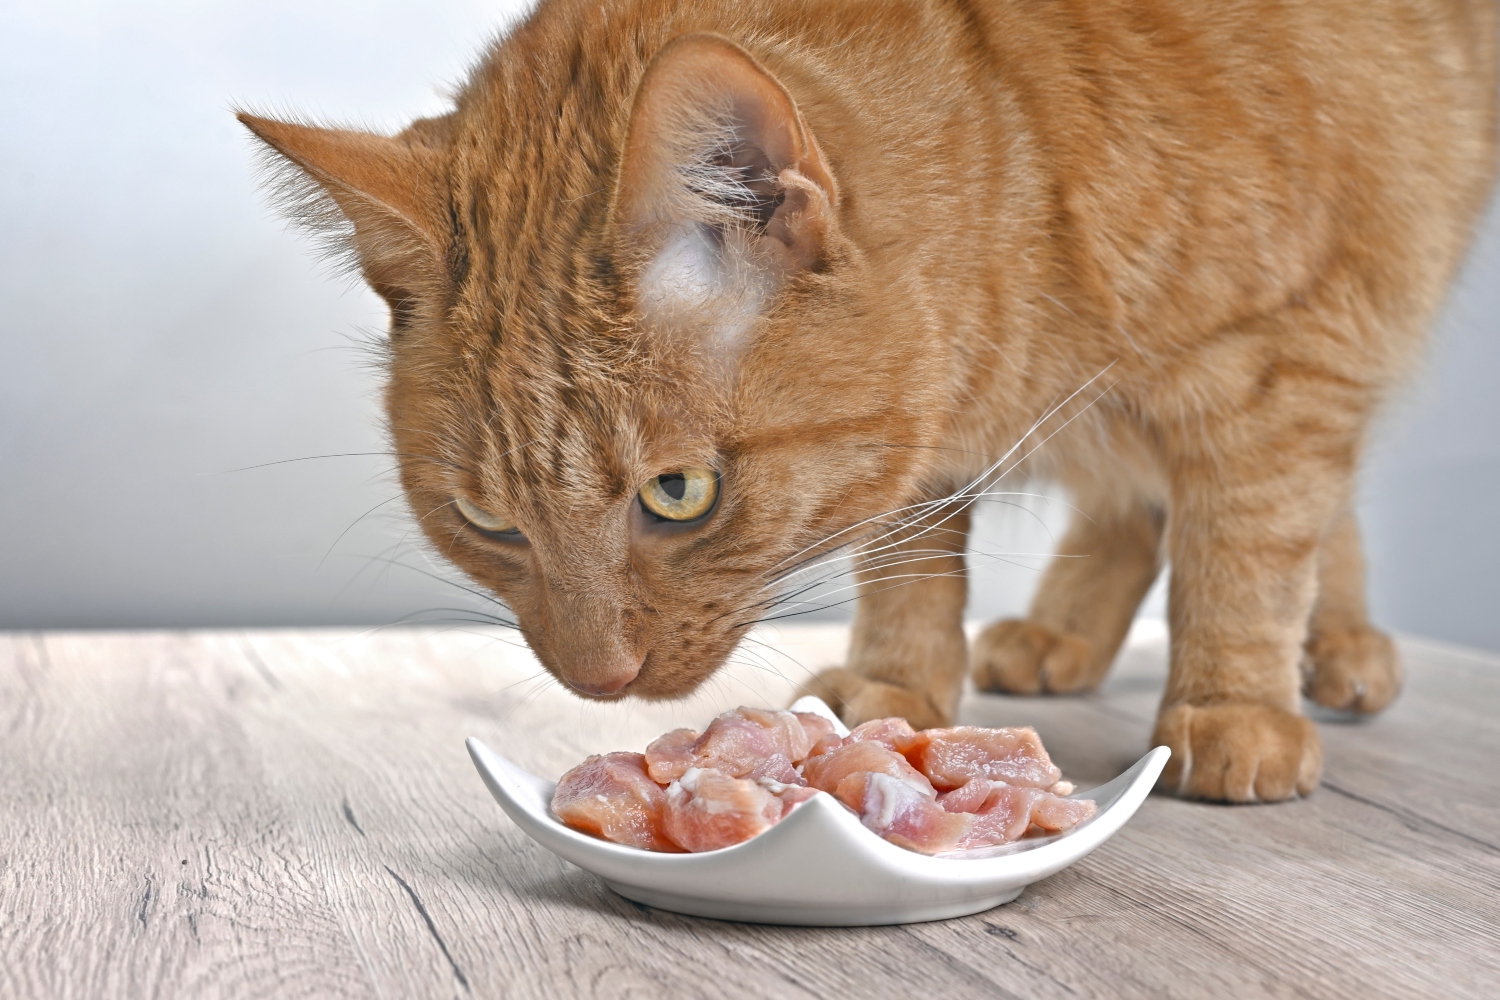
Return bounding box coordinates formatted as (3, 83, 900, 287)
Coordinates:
(614, 34, 838, 332)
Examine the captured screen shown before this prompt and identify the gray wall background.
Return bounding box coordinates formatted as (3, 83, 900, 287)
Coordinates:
(2, 1, 1497, 651)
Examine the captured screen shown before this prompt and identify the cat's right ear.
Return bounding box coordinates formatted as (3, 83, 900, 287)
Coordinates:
(613, 34, 839, 348)
(236, 113, 452, 328)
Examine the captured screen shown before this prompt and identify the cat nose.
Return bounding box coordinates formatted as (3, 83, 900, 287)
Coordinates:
(563, 654, 642, 697)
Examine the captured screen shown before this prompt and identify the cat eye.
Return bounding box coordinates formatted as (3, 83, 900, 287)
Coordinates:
(454, 495, 521, 537)
(639, 468, 719, 522)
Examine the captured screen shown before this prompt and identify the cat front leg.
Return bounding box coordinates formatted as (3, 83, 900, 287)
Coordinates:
(798, 504, 970, 729)
(1151, 408, 1355, 801)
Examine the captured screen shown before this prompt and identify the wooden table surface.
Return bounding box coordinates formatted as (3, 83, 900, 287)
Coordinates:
(2, 623, 1497, 999)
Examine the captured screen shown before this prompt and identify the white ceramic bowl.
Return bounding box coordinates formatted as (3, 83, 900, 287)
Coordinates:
(467, 697, 1169, 926)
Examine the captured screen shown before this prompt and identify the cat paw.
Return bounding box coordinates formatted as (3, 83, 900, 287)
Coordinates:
(969, 619, 1096, 694)
(1303, 626, 1400, 714)
(796, 668, 949, 729)
(1152, 702, 1322, 802)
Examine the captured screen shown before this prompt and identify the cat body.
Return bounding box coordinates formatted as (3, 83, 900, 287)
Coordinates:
(242, 0, 1497, 801)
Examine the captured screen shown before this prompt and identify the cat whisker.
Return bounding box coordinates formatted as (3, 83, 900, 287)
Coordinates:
(826, 378, 1116, 566)
(210, 450, 470, 476)
(317, 494, 407, 571)
(733, 565, 976, 629)
(767, 364, 1116, 575)
(342, 550, 514, 612)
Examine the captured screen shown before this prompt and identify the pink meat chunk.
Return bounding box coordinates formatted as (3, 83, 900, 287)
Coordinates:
(764, 781, 821, 816)
(944, 780, 1098, 849)
(746, 752, 804, 785)
(675, 707, 818, 779)
(905, 725, 1063, 790)
(643, 727, 700, 783)
(800, 739, 936, 809)
(662, 767, 782, 852)
(738, 707, 817, 763)
(958, 784, 1046, 846)
(936, 777, 995, 814)
(551, 752, 681, 852)
(807, 732, 845, 758)
(1032, 792, 1096, 832)
(793, 711, 840, 752)
(857, 772, 970, 854)
(846, 716, 920, 752)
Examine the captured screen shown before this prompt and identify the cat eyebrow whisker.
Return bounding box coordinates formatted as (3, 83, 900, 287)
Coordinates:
(209, 450, 471, 476)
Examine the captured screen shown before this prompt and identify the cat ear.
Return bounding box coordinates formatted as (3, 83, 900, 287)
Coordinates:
(614, 34, 838, 347)
(236, 113, 452, 328)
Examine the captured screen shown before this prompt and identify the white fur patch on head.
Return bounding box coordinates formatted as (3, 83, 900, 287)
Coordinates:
(642, 222, 724, 309)
(638, 220, 772, 362)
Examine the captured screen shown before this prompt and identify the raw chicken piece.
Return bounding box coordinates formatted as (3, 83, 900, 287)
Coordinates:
(663, 767, 782, 852)
(644, 727, 699, 783)
(807, 732, 845, 758)
(800, 739, 936, 809)
(792, 711, 840, 751)
(846, 717, 919, 752)
(958, 784, 1047, 845)
(857, 772, 969, 854)
(1032, 792, 1096, 832)
(737, 707, 817, 762)
(551, 752, 681, 852)
(665, 707, 818, 781)
(905, 725, 1063, 790)
(942, 779, 1098, 849)
(757, 778, 822, 817)
(936, 777, 995, 814)
(746, 752, 804, 785)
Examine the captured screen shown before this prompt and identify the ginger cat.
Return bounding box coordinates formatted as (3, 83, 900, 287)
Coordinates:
(241, 0, 1496, 802)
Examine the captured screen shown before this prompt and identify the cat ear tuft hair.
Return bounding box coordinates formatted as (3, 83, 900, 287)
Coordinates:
(236, 111, 454, 331)
(614, 34, 838, 355)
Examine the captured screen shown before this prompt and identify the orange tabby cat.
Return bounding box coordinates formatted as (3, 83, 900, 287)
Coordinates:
(240, 0, 1496, 801)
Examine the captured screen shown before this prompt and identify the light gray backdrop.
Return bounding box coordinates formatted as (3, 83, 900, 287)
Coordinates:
(2, 1, 1497, 651)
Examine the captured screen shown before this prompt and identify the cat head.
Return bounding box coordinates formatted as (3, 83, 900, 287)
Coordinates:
(241, 29, 950, 700)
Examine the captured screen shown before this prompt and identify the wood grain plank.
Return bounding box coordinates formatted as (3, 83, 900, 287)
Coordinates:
(0, 632, 374, 1000)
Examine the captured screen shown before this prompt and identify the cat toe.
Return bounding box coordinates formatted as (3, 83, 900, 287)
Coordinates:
(794, 669, 949, 729)
(1152, 702, 1322, 803)
(1303, 626, 1401, 714)
(796, 667, 868, 719)
(970, 619, 1095, 695)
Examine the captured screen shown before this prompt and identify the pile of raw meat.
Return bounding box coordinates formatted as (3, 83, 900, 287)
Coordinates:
(551, 707, 1095, 855)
